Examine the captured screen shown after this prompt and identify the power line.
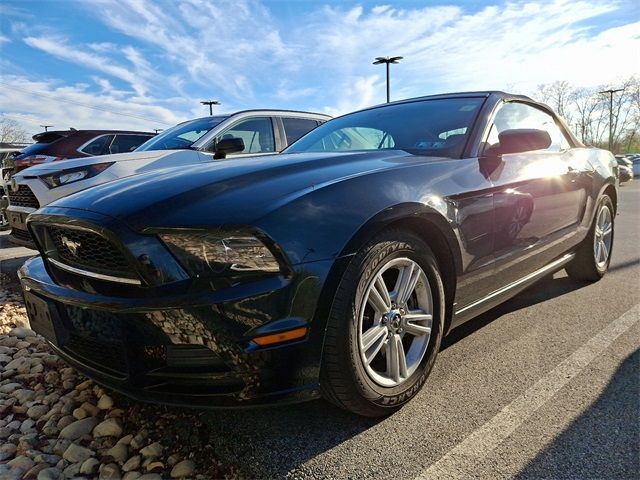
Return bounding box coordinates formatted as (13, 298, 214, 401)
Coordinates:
(0, 81, 175, 126)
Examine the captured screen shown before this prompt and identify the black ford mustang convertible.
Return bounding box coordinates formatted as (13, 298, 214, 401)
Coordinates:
(20, 92, 617, 416)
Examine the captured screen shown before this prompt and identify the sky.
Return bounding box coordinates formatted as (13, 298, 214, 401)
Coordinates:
(0, 0, 638, 137)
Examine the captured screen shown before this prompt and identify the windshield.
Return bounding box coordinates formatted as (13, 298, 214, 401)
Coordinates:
(286, 98, 484, 158)
(15, 142, 52, 158)
(136, 116, 228, 152)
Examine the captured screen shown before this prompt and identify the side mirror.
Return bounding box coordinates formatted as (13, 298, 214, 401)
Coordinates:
(214, 137, 245, 159)
(497, 129, 551, 155)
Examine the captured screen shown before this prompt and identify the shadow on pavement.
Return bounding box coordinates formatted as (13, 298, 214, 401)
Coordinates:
(442, 274, 587, 350)
(201, 396, 378, 477)
(515, 348, 640, 479)
(608, 257, 640, 273)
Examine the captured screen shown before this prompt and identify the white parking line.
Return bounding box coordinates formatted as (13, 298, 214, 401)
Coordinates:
(416, 303, 640, 480)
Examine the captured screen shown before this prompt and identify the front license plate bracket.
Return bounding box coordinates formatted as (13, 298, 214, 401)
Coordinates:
(23, 291, 67, 347)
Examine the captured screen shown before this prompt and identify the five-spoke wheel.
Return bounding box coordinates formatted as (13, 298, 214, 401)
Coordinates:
(358, 258, 433, 387)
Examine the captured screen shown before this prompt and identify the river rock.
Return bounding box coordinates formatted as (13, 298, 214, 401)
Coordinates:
(80, 402, 100, 417)
(99, 462, 121, 479)
(80, 457, 100, 475)
(0, 442, 17, 461)
(72, 407, 87, 420)
(97, 394, 114, 410)
(122, 455, 141, 472)
(59, 417, 98, 440)
(62, 443, 94, 463)
(27, 404, 49, 419)
(105, 443, 128, 463)
(7, 454, 36, 472)
(36, 466, 61, 480)
(170, 459, 195, 478)
(139, 442, 162, 458)
(63, 461, 81, 478)
(94, 418, 123, 438)
(0, 382, 22, 394)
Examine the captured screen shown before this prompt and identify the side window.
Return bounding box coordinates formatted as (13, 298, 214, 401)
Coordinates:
(109, 135, 153, 154)
(81, 135, 114, 155)
(485, 102, 571, 153)
(281, 118, 320, 146)
(217, 117, 275, 154)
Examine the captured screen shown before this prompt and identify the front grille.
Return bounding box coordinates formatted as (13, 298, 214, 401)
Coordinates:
(62, 305, 128, 378)
(48, 226, 130, 273)
(64, 332, 128, 377)
(8, 185, 39, 208)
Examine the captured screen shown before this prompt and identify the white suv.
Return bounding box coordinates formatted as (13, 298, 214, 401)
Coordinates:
(7, 110, 330, 247)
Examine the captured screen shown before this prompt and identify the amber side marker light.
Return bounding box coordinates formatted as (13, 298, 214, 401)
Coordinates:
(253, 327, 308, 346)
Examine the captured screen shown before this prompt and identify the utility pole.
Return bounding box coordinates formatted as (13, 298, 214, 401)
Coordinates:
(200, 100, 220, 116)
(40, 125, 53, 132)
(373, 56, 403, 103)
(153, 129, 163, 133)
(598, 88, 623, 152)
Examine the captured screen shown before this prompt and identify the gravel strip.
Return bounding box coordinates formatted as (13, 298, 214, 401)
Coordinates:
(0, 273, 236, 480)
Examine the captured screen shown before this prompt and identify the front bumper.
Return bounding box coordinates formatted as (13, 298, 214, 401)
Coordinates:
(19, 255, 334, 407)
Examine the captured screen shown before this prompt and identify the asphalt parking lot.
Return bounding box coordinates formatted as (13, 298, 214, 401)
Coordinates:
(0, 182, 638, 479)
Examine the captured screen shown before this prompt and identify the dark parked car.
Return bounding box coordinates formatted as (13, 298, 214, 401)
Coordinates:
(615, 155, 634, 184)
(20, 92, 617, 416)
(9, 129, 156, 174)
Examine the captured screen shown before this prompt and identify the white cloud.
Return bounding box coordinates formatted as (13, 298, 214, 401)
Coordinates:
(24, 35, 157, 97)
(89, 0, 293, 100)
(0, 75, 184, 137)
(4, 0, 639, 133)
(295, 0, 639, 109)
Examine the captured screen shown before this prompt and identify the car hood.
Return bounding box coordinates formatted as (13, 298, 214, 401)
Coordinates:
(14, 150, 201, 177)
(47, 150, 448, 229)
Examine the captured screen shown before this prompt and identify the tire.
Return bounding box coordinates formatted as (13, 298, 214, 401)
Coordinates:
(565, 195, 614, 282)
(320, 229, 445, 417)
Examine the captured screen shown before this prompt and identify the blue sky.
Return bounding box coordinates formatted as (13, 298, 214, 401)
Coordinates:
(1, 0, 638, 136)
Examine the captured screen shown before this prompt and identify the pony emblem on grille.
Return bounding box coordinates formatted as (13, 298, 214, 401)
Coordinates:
(60, 235, 81, 256)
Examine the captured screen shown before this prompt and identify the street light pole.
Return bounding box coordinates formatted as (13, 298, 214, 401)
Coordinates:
(200, 100, 220, 116)
(373, 56, 403, 103)
(598, 88, 624, 152)
(40, 125, 53, 132)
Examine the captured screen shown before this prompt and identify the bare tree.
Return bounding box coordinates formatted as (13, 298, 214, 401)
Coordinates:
(0, 118, 29, 144)
(535, 76, 640, 152)
(536, 80, 574, 126)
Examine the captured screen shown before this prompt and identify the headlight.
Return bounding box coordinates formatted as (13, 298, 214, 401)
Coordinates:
(39, 162, 114, 188)
(159, 231, 281, 278)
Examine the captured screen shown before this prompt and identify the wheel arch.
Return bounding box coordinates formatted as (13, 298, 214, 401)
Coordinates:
(314, 203, 462, 344)
(602, 183, 617, 214)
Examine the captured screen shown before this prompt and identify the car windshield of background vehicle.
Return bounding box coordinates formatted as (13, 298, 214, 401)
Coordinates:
(286, 98, 484, 158)
(16, 142, 53, 157)
(135, 116, 228, 152)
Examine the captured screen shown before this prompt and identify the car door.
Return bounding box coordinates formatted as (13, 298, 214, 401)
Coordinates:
(482, 101, 591, 285)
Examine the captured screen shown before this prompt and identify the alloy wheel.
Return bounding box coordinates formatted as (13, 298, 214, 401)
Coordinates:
(593, 204, 613, 269)
(357, 258, 433, 387)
